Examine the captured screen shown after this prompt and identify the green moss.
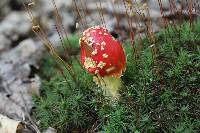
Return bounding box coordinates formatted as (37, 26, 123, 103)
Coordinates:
(34, 21, 200, 132)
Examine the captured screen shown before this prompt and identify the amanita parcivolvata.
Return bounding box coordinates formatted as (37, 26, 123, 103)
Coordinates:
(80, 26, 126, 99)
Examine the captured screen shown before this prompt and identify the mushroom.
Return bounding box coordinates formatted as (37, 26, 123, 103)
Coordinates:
(80, 26, 126, 99)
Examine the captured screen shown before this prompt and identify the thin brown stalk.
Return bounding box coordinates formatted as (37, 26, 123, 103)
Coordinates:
(132, 1, 151, 42)
(110, 0, 120, 30)
(80, 0, 89, 27)
(123, 0, 143, 60)
(146, 5, 156, 44)
(73, 0, 85, 27)
(169, 0, 177, 26)
(98, 0, 106, 28)
(25, 1, 78, 84)
(131, 1, 148, 57)
(57, 66, 72, 90)
(52, 0, 72, 48)
(188, 0, 194, 28)
(54, 20, 65, 50)
(157, 0, 168, 28)
(82, 0, 89, 15)
(95, 1, 105, 27)
(128, 5, 135, 46)
(121, 0, 133, 43)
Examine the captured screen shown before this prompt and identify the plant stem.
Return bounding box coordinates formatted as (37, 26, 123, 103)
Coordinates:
(93, 75, 123, 100)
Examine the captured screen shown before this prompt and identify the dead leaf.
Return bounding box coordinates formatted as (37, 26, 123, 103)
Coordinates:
(0, 114, 24, 133)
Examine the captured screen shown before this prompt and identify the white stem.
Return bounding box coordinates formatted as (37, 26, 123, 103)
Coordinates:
(93, 75, 123, 100)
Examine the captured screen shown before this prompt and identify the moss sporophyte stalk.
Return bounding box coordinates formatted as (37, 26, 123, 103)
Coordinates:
(80, 26, 126, 100)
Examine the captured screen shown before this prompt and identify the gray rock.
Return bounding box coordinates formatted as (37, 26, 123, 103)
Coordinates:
(0, 34, 12, 52)
(0, 32, 62, 121)
(0, 93, 25, 120)
(43, 127, 57, 133)
(4, 39, 38, 61)
(0, 0, 9, 8)
(148, 0, 175, 11)
(0, 0, 10, 15)
(0, 11, 31, 36)
(0, 39, 40, 120)
(40, 0, 72, 13)
(0, 11, 32, 53)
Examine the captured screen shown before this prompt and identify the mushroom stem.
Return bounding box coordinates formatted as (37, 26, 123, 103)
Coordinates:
(93, 75, 123, 100)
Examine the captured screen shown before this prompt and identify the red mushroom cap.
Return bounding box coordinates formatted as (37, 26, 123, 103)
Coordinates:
(80, 26, 126, 78)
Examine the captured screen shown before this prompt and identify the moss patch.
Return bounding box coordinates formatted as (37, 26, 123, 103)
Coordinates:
(34, 21, 200, 132)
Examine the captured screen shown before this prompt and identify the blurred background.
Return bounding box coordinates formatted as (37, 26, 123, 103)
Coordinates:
(0, 0, 199, 52)
(0, 0, 199, 132)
